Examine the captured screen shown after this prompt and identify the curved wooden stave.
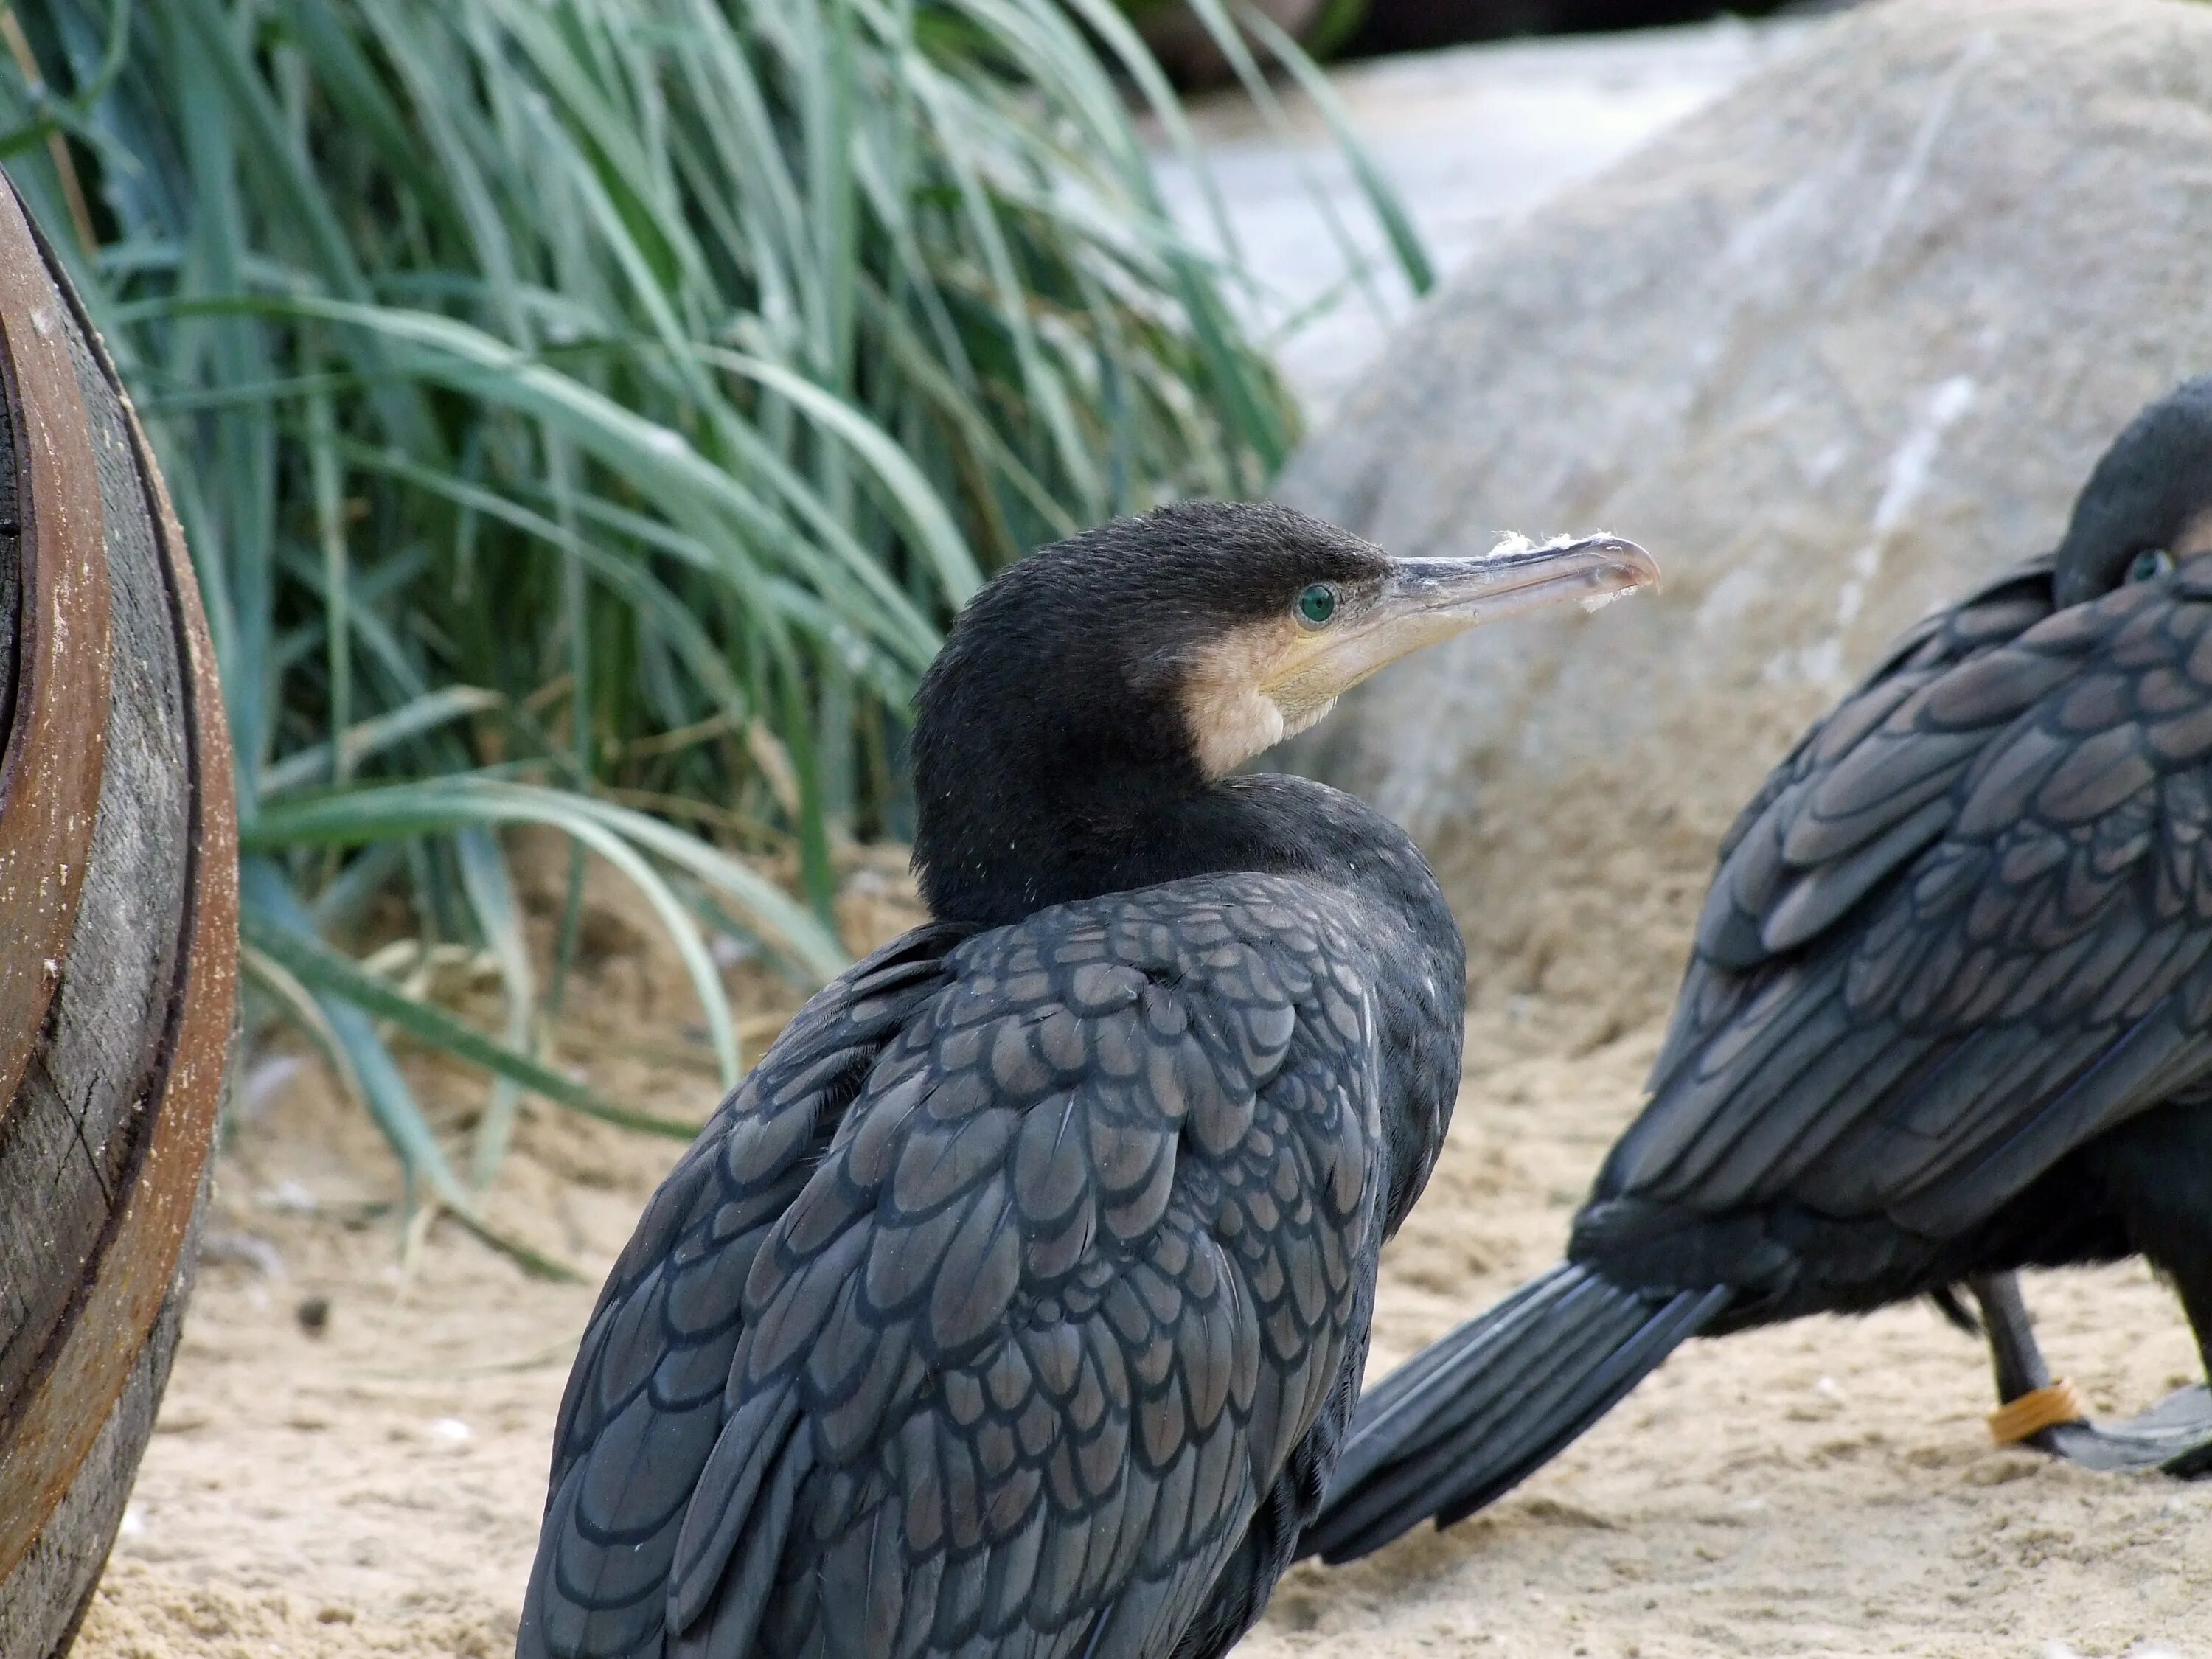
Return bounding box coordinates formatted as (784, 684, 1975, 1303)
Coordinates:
(0, 169, 237, 1658)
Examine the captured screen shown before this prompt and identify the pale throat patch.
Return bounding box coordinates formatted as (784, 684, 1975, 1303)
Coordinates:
(1178, 617, 1338, 779)
(2177, 504, 2212, 560)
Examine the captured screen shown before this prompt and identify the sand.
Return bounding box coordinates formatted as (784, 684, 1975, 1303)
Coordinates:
(72, 867, 2212, 1659)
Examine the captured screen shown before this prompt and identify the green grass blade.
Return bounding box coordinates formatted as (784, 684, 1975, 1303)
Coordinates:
(240, 860, 584, 1278)
(246, 901, 700, 1141)
(454, 824, 535, 1185)
(246, 776, 846, 985)
(260, 685, 504, 799)
(700, 346, 982, 603)
(1235, 2, 1434, 295)
(51, 0, 1394, 1153)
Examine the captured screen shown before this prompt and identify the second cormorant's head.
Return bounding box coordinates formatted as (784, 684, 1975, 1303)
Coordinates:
(2055, 375, 2212, 608)
(911, 501, 1655, 923)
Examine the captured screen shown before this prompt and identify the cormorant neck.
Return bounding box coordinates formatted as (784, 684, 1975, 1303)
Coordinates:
(914, 745, 1333, 928)
(914, 743, 1467, 1239)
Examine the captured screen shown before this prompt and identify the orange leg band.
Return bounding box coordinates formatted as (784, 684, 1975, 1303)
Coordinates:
(1987, 1380, 2089, 1445)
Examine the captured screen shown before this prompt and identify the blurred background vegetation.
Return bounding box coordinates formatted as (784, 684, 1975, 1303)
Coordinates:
(0, 0, 1426, 1245)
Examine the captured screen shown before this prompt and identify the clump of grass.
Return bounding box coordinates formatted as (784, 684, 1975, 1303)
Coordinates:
(0, 0, 1424, 1257)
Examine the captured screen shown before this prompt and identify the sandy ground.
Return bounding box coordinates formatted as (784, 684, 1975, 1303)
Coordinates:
(70, 877, 2212, 1659)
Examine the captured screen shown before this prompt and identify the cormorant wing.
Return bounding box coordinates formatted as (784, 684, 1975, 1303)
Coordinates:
(1596, 557, 2212, 1242)
(518, 878, 1387, 1659)
(1652, 559, 2058, 1075)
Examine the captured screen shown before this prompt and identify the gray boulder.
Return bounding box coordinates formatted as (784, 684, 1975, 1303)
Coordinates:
(1279, 0, 2212, 1038)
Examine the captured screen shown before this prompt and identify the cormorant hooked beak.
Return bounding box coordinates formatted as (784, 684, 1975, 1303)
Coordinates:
(1382, 534, 1660, 629)
(1262, 533, 1658, 730)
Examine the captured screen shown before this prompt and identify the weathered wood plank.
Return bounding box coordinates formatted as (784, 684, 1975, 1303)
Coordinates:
(0, 1198, 198, 1659)
(0, 192, 108, 1127)
(0, 168, 237, 1658)
(0, 279, 189, 1431)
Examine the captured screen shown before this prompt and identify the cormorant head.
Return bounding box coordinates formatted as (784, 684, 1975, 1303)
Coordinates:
(2054, 375, 2212, 608)
(911, 501, 1655, 921)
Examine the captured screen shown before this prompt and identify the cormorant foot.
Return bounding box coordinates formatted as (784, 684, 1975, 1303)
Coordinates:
(2028, 1385, 2212, 1475)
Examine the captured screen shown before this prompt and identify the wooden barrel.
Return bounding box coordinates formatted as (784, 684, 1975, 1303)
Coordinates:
(0, 173, 239, 1657)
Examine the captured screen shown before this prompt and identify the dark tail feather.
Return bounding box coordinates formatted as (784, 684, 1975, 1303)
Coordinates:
(1300, 1264, 1729, 1564)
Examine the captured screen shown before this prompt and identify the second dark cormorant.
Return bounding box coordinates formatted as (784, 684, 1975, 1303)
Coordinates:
(514, 502, 1657, 1658)
(1306, 377, 2212, 1568)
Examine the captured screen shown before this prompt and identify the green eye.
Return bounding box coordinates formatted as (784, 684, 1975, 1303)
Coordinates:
(2128, 548, 2176, 585)
(1296, 583, 1338, 627)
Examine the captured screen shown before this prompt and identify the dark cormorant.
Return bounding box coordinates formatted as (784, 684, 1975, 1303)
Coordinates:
(1304, 378, 2212, 1568)
(514, 501, 1658, 1659)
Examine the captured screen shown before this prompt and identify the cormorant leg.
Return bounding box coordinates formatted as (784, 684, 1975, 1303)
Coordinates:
(1970, 1273, 2055, 1405)
(1969, 1273, 2212, 1475)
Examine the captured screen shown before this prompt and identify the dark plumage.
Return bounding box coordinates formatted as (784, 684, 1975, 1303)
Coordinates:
(515, 501, 1656, 1658)
(1306, 378, 2212, 1568)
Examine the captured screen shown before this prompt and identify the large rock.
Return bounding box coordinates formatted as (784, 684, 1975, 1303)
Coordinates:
(1279, 0, 2212, 1039)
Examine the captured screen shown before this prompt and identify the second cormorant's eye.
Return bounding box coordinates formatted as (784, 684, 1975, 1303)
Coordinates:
(2128, 548, 2176, 585)
(1296, 583, 1338, 627)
